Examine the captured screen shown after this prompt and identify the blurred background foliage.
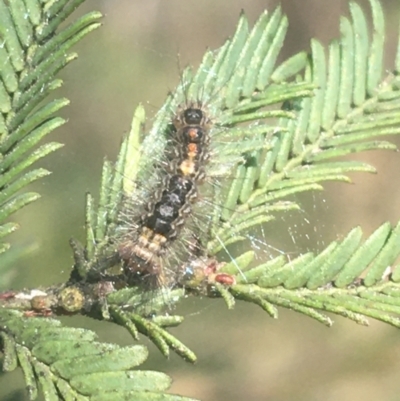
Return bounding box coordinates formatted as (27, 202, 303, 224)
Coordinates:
(1, 0, 400, 400)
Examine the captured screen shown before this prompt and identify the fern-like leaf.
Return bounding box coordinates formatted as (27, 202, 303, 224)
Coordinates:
(0, 0, 102, 254)
(0, 309, 196, 401)
(210, 0, 400, 253)
(225, 221, 400, 328)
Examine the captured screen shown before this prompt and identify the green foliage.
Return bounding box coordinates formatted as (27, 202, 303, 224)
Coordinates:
(229, 222, 400, 327)
(107, 287, 197, 362)
(0, 309, 195, 401)
(2, 0, 400, 400)
(210, 0, 400, 254)
(209, 0, 400, 324)
(211, 0, 400, 326)
(0, 0, 101, 254)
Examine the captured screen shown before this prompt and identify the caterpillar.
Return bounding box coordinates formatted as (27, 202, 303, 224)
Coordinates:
(117, 101, 212, 294)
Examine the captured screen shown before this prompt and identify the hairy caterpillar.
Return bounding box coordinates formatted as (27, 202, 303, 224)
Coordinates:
(117, 101, 213, 295)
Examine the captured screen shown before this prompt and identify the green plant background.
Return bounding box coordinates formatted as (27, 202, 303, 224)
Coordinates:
(2, 0, 400, 400)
